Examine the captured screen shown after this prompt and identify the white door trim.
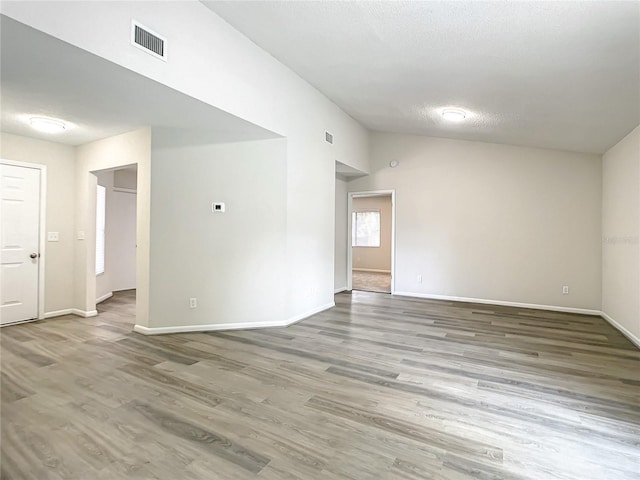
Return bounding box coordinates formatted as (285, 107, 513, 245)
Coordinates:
(0, 159, 47, 320)
(347, 189, 396, 294)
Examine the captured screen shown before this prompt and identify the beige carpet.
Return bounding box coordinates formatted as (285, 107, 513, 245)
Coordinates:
(352, 270, 391, 293)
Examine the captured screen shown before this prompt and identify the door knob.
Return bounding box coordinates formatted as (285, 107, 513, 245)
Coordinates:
(30, 253, 38, 259)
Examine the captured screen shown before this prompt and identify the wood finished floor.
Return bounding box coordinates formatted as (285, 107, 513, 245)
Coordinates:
(1, 290, 639, 480)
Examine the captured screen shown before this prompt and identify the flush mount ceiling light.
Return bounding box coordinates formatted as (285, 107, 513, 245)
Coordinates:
(29, 117, 66, 133)
(441, 109, 467, 122)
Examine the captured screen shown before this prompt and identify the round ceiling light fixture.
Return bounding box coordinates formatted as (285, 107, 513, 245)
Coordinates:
(389, 159, 399, 168)
(29, 117, 66, 133)
(441, 109, 467, 122)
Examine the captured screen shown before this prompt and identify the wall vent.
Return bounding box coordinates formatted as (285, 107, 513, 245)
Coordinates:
(325, 131, 334, 145)
(131, 21, 167, 61)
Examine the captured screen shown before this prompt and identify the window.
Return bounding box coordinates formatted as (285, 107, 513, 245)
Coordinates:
(352, 210, 380, 247)
(96, 185, 106, 275)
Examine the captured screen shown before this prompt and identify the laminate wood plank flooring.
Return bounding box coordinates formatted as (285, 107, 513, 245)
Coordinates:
(1, 289, 639, 479)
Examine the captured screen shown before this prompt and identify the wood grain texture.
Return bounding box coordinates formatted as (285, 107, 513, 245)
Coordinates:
(1, 289, 638, 479)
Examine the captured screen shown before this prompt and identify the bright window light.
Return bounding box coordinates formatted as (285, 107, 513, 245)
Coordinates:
(352, 211, 381, 247)
(96, 185, 106, 275)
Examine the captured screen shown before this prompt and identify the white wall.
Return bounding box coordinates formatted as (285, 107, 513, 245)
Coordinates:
(75, 128, 151, 321)
(95, 170, 114, 301)
(0, 132, 75, 315)
(149, 137, 287, 328)
(114, 169, 137, 189)
(3, 2, 369, 330)
(352, 195, 392, 272)
(348, 133, 602, 311)
(110, 188, 137, 292)
(1, 2, 369, 171)
(602, 125, 640, 343)
(334, 177, 348, 292)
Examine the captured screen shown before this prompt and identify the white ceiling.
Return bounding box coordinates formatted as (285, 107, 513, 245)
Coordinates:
(0, 16, 277, 146)
(204, 1, 640, 154)
(336, 160, 367, 181)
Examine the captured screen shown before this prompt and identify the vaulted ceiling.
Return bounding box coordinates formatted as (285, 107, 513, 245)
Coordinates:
(204, 1, 640, 154)
(0, 16, 276, 146)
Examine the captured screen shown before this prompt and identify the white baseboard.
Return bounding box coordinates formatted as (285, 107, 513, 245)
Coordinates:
(134, 302, 335, 335)
(44, 308, 73, 318)
(133, 320, 290, 335)
(335, 287, 348, 294)
(392, 291, 601, 316)
(353, 268, 391, 273)
(600, 311, 640, 349)
(44, 308, 98, 319)
(71, 309, 98, 318)
(286, 302, 335, 325)
(96, 292, 113, 304)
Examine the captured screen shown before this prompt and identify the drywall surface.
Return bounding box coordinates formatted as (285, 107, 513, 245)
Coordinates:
(334, 177, 348, 291)
(349, 133, 602, 311)
(149, 136, 287, 328)
(76, 128, 151, 320)
(0, 2, 368, 169)
(352, 195, 392, 271)
(0, 132, 75, 314)
(602, 125, 640, 342)
(110, 188, 137, 291)
(3, 2, 369, 327)
(95, 170, 113, 301)
(114, 168, 137, 190)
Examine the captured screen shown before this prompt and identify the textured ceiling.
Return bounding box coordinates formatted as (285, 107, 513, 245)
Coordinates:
(204, 1, 640, 154)
(0, 16, 276, 146)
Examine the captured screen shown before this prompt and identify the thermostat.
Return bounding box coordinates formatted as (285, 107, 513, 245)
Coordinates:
(212, 202, 225, 213)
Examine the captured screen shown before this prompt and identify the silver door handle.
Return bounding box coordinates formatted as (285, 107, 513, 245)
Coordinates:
(30, 253, 38, 259)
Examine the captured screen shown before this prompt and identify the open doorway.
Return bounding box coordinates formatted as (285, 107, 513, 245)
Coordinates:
(93, 165, 137, 307)
(348, 190, 395, 294)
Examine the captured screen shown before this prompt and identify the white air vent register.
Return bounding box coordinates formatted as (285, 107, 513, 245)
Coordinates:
(325, 131, 334, 145)
(131, 20, 167, 61)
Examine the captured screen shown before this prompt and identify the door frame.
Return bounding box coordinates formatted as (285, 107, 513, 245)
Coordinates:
(1, 159, 47, 321)
(347, 189, 396, 294)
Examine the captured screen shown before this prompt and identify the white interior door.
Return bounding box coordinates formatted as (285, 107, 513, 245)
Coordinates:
(0, 163, 41, 325)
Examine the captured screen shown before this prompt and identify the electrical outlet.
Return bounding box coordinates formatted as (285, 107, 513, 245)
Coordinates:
(189, 297, 197, 308)
(562, 286, 569, 295)
(417, 274, 422, 284)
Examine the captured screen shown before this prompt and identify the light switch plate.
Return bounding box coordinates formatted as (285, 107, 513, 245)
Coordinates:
(212, 202, 226, 213)
(77, 231, 85, 240)
(47, 232, 59, 242)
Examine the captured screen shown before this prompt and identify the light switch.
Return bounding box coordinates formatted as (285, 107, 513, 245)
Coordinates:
(77, 231, 85, 240)
(47, 232, 59, 242)
(212, 202, 226, 213)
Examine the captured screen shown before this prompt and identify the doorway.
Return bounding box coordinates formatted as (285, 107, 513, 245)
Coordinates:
(0, 160, 46, 325)
(348, 190, 395, 294)
(93, 165, 138, 306)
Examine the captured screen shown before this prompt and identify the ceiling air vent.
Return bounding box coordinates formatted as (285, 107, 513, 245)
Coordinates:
(131, 21, 167, 61)
(325, 131, 334, 145)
